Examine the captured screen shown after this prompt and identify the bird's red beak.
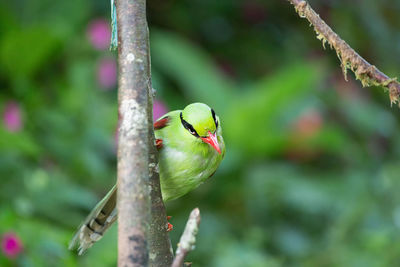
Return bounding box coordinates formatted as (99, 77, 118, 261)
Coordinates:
(201, 131, 221, 154)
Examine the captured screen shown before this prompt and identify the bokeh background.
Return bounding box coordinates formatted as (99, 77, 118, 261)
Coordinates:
(1, 0, 400, 266)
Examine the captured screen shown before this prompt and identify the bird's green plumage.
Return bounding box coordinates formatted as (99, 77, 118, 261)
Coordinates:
(157, 103, 225, 201)
(69, 103, 225, 254)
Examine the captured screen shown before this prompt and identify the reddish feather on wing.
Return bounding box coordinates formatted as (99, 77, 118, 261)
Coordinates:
(154, 116, 170, 130)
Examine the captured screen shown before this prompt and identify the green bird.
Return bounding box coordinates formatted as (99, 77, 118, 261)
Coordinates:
(69, 103, 225, 254)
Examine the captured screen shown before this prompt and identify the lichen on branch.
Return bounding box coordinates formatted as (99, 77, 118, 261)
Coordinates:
(288, 0, 400, 106)
(171, 208, 201, 267)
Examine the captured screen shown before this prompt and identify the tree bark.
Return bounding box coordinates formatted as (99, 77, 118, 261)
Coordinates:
(116, 0, 151, 266)
(147, 98, 174, 266)
(116, 0, 173, 266)
(145, 15, 174, 267)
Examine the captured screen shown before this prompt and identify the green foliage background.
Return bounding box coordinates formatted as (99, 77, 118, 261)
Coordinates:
(1, 0, 400, 266)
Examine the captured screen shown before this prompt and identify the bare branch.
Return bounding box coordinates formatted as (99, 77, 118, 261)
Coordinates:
(171, 208, 201, 267)
(116, 0, 151, 265)
(288, 0, 400, 106)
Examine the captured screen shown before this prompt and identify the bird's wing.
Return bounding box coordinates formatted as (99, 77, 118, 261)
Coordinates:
(69, 185, 117, 255)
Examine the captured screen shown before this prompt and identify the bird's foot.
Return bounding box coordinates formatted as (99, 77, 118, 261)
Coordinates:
(167, 216, 173, 232)
(156, 139, 163, 149)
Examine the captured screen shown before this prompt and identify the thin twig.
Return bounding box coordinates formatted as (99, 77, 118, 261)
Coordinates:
(171, 208, 201, 267)
(116, 0, 151, 265)
(287, 0, 400, 106)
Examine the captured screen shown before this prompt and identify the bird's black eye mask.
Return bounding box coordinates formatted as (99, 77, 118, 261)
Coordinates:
(211, 108, 218, 128)
(180, 112, 200, 138)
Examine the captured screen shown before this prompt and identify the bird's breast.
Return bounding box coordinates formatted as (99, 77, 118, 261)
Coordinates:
(158, 143, 220, 201)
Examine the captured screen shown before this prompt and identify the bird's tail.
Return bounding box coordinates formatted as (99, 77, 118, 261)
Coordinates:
(69, 185, 117, 255)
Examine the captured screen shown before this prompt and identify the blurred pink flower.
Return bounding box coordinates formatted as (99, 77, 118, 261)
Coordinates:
(153, 99, 168, 121)
(1, 232, 23, 258)
(3, 101, 22, 132)
(87, 19, 111, 50)
(286, 110, 323, 162)
(294, 109, 323, 138)
(97, 57, 117, 89)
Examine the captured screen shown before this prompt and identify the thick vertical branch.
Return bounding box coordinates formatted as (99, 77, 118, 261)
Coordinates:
(117, 0, 151, 266)
(116, 0, 173, 266)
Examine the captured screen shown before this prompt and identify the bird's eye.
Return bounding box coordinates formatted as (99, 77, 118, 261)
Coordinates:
(180, 112, 200, 137)
(187, 125, 199, 137)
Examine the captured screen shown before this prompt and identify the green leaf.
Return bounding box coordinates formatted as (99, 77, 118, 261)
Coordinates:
(0, 26, 60, 79)
(224, 62, 323, 155)
(0, 127, 41, 156)
(151, 30, 235, 111)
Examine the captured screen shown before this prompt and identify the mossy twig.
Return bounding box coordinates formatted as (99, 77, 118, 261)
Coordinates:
(288, 0, 400, 106)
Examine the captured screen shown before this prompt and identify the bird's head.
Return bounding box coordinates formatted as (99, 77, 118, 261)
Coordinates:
(180, 103, 221, 154)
